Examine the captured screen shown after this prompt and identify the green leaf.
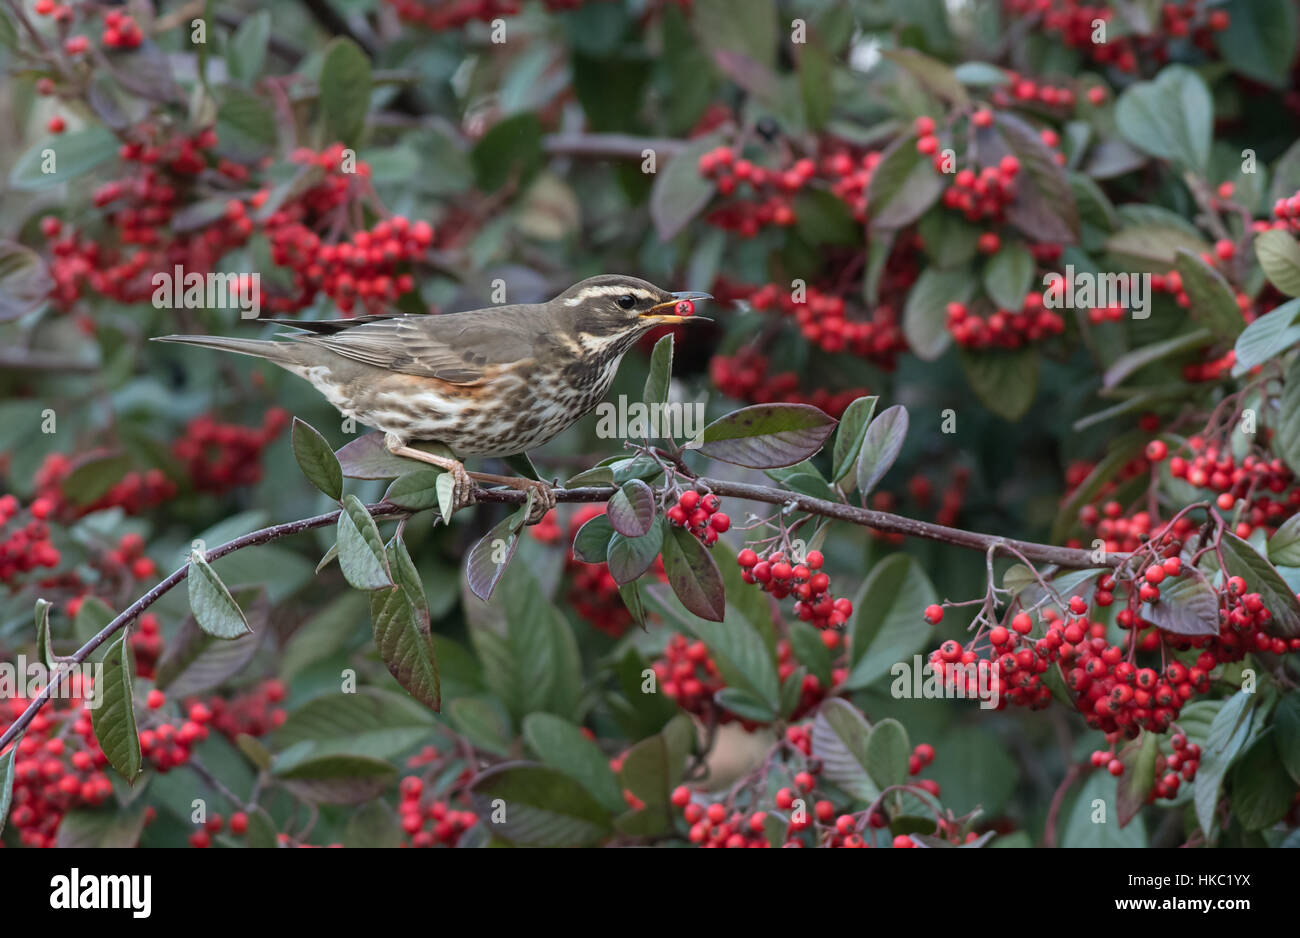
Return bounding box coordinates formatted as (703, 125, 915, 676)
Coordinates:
(215, 87, 277, 159)
(845, 554, 938, 690)
(881, 48, 967, 106)
(1174, 249, 1244, 339)
(983, 240, 1035, 310)
(56, 804, 149, 848)
(1232, 299, 1300, 375)
(472, 113, 545, 192)
(867, 133, 945, 231)
(855, 404, 908, 499)
(1194, 689, 1257, 837)
(810, 699, 879, 803)
(1273, 693, 1300, 786)
(187, 551, 252, 638)
(464, 498, 531, 602)
(226, 9, 271, 84)
(864, 718, 910, 790)
(650, 132, 723, 240)
(1106, 223, 1212, 272)
(34, 599, 54, 669)
(1062, 772, 1148, 847)
(90, 635, 142, 783)
(274, 687, 436, 760)
(988, 113, 1079, 243)
(344, 801, 403, 848)
(370, 536, 440, 711)
(958, 347, 1039, 421)
(1140, 575, 1219, 636)
(903, 266, 974, 360)
(643, 333, 674, 406)
(689, 0, 775, 67)
(1217, 0, 1298, 87)
(469, 763, 612, 847)
(1115, 64, 1212, 173)
(9, 127, 119, 191)
(606, 479, 656, 538)
(788, 620, 832, 688)
(1255, 230, 1300, 298)
(291, 418, 343, 500)
(524, 714, 625, 814)
(60, 453, 132, 507)
(1116, 731, 1158, 827)
(1230, 730, 1294, 830)
(831, 395, 877, 487)
(383, 469, 445, 511)
(1280, 355, 1300, 478)
(697, 403, 836, 468)
(572, 512, 615, 564)
(1216, 532, 1300, 637)
(319, 37, 371, 147)
(1269, 512, 1300, 567)
(154, 590, 268, 696)
(1102, 328, 1212, 389)
(435, 472, 456, 524)
(336, 494, 393, 591)
(272, 750, 396, 804)
(0, 731, 21, 837)
(616, 715, 694, 832)
(607, 523, 664, 586)
(660, 525, 726, 622)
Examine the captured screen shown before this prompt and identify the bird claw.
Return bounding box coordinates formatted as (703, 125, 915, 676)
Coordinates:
(522, 479, 556, 525)
(450, 464, 477, 517)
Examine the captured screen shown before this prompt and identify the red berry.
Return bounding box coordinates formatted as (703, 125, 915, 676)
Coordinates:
(924, 604, 944, 625)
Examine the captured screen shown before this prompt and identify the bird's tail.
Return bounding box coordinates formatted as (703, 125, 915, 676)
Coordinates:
(150, 334, 304, 366)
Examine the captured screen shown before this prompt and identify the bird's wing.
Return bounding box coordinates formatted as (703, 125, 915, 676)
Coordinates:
(295, 309, 545, 384)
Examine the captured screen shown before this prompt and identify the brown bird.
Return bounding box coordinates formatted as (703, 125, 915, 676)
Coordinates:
(153, 275, 711, 518)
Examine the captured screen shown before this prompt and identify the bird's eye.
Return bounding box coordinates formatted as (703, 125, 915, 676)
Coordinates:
(617, 295, 636, 310)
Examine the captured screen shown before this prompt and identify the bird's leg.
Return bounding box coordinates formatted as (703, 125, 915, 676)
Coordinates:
(468, 471, 557, 524)
(384, 433, 475, 516)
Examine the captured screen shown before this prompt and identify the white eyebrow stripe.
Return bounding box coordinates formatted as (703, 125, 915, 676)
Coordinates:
(563, 286, 659, 306)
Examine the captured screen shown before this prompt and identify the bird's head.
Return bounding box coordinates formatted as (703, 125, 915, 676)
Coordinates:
(556, 274, 712, 341)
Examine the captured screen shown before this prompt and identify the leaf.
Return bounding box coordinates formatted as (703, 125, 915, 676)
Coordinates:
(272, 750, 396, 804)
(845, 554, 938, 690)
(1106, 223, 1212, 272)
(958, 347, 1039, 422)
(696, 403, 836, 468)
(1102, 328, 1212, 389)
(903, 267, 974, 360)
(615, 715, 694, 834)
(523, 714, 626, 814)
(274, 688, 436, 760)
(864, 718, 911, 790)
(226, 9, 271, 84)
(154, 590, 268, 696)
(0, 731, 21, 837)
(1232, 298, 1300, 375)
(831, 395, 877, 487)
(1051, 433, 1147, 543)
(1140, 575, 1219, 636)
(469, 763, 612, 847)
(435, 472, 456, 524)
(1273, 693, 1300, 785)
(336, 494, 393, 591)
(1230, 731, 1294, 830)
(9, 126, 118, 191)
(1255, 230, 1300, 298)
(788, 620, 832, 688)
(855, 404, 908, 499)
(34, 599, 54, 668)
(1061, 772, 1148, 847)
(0, 242, 54, 321)
(1217, 0, 1298, 87)
(90, 635, 141, 783)
(465, 498, 531, 601)
(370, 536, 440, 711)
(1216, 532, 1300, 637)
(983, 240, 1035, 311)
(606, 523, 664, 586)
(881, 49, 967, 106)
(60, 453, 132, 507)
(1116, 731, 1158, 827)
(1194, 689, 1256, 837)
(1174, 249, 1244, 339)
(650, 133, 722, 240)
(606, 480, 656, 537)
(344, 801, 403, 849)
(319, 37, 371, 147)
(215, 87, 277, 159)
(56, 804, 149, 848)
(810, 699, 880, 803)
(572, 512, 615, 564)
(1280, 355, 1300, 478)
(643, 333, 674, 406)
(335, 432, 453, 479)
(383, 469, 445, 511)
(291, 418, 343, 500)
(989, 113, 1079, 243)
(1115, 64, 1212, 173)
(187, 551, 252, 638)
(660, 525, 726, 622)
(867, 133, 945, 231)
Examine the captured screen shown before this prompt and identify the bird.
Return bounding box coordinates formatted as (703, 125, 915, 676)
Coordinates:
(152, 274, 712, 519)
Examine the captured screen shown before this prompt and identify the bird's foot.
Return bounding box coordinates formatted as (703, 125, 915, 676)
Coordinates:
(385, 433, 477, 517)
(469, 471, 557, 524)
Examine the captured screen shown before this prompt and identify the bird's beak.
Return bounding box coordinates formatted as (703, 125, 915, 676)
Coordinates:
(642, 291, 714, 324)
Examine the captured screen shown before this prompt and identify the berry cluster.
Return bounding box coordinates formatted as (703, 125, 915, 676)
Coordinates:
(0, 495, 60, 587)
(1167, 436, 1299, 540)
(736, 548, 854, 631)
(398, 776, 479, 847)
(172, 408, 290, 494)
(1271, 189, 1300, 233)
(385, 0, 598, 31)
(945, 297, 1066, 349)
(198, 679, 289, 740)
(32, 453, 177, 522)
(1092, 732, 1201, 802)
(101, 9, 144, 48)
(696, 147, 816, 235)
(745, 282, 908, 367)
(939, 156, 1021, 224)
(709, 348, 869, 419)
(666, 490, 729, 546)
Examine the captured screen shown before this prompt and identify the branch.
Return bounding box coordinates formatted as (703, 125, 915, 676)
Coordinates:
(0, 475, 1116, 753)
